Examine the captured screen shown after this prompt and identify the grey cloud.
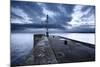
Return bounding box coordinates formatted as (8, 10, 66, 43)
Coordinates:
(11, 1, 95, 33)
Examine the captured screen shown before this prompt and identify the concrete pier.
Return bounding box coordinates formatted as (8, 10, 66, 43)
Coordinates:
(49, 35, 95, 63)
(33, 35, 58, 65)
(33, 34, 95, 65)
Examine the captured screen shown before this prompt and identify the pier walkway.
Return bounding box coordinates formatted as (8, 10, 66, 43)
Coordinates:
(33, 35, 95, 65)
(33, 36, 58, 65)
(49, 35, 95, 63)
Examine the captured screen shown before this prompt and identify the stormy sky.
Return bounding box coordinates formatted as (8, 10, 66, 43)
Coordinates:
(11, 1, 95, 33)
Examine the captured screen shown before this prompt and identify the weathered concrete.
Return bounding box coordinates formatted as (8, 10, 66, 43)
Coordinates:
(33, 35, 58, 65)
(48, 35, 95, 63)
(33, 35, 95, 65)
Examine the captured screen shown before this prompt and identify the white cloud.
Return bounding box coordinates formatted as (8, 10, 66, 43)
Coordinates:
(37, 3, 58, 22)
(37, 3, 57, 17)
(42, 7, 59, 23)
(11, 18, 24, 24)
(37, 2, 45, 6)
(11, 7, 33, 24)
(42, 7, 57, 17)
(40, 16, 46, 21)
(57, 5, 67, 14)
(68, 5, 95, 28)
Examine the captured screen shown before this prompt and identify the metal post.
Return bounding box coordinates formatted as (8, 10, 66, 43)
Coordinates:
(46, 15, 49, 37)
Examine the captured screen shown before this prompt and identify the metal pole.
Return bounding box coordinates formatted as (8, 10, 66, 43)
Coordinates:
(46, 15, 49, 37)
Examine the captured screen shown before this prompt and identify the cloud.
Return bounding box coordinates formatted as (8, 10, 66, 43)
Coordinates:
(11, 1, 95, 33)
(11, 7, 33, 24)
(42, 7, 56, 17)
(68, 5, 95, 28)
(11, 18, 24, 24)
(57, 4, 73, 17)
(37, 3, 60, 23)
(57, 5, 67, 14)
(11, 1, 73, 24)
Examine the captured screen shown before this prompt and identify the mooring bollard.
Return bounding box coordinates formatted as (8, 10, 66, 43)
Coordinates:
(64, 40, 67, 45)
(53, 36, 55, 38)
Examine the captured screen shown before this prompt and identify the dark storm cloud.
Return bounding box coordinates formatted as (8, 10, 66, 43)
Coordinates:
(11, 1, 95, 33)
(11, 1, 74, 23)
(11, 1, 44, 23)
(81, 6, 95, 19)
(11, 12, 23, 20)
(68, 5, 95, 32)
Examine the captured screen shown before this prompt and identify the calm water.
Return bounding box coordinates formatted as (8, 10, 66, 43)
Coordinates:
(11, 33, 33, 64)
(11, 33, 95, 64)
(51, 33, 95, 44)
